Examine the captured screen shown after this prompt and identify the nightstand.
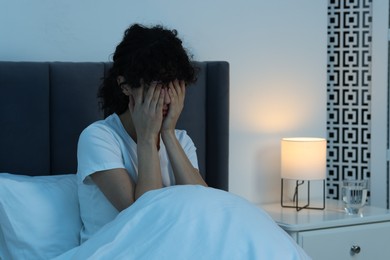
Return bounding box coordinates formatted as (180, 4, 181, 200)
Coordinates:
(261, 199, 390, 260)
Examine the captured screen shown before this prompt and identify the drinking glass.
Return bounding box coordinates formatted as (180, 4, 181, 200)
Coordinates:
(341, 179, 368, 215)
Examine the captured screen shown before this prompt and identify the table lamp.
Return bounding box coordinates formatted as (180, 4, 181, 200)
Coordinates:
(281, 137, 326, 211)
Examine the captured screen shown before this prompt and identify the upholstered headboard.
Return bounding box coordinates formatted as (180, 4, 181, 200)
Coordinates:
(0, 61, 229, 190)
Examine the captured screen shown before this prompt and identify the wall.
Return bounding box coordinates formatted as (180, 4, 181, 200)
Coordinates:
(371, 0, 390, 208)
(0, 0, 327, 204)
(326, 0, 374, 203)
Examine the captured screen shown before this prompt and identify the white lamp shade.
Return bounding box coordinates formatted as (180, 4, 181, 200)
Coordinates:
(281, 137, 326, 180)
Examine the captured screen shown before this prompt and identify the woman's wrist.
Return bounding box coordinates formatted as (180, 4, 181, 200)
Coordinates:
(137, 134, 159, 146)
(161, 129, 175, 141)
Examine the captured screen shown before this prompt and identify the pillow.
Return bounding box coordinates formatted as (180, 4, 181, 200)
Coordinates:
(0, 173, 81, 260)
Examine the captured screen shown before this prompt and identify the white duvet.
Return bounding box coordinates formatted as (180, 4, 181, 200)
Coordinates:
(55, 185, 310, 260)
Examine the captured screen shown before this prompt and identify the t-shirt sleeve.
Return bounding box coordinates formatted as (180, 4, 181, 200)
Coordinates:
(77, 124, 125, 183)
(176, 130, 199, 170)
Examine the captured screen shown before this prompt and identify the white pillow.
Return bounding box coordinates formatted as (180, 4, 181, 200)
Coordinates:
(0, 173, 81, 260)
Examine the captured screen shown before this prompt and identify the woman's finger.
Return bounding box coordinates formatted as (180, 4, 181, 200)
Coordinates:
(179, 80, 186, 98)
(150, 84, 162, 110)
(132, 84, 144, 105)
(143, 81, 158, 104)
(172, 79, 180, 95)
(156, 88, 165, 112)
(128, 94, 135, 113)
(168, 81, 177, 102)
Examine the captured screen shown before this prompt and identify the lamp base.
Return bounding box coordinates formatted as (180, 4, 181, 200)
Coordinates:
(281, 179, 325, 211)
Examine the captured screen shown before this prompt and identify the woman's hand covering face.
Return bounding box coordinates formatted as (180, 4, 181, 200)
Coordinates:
(161, 79, 185, 133)
(128, 81, 165, 143)
(128, 79, 185, 141)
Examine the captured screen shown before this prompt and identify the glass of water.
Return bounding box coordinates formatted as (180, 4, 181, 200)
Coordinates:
(342, 179, 368, 215)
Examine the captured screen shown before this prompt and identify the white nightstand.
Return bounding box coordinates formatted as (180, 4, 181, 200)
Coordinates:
(261, 199, 390, 260)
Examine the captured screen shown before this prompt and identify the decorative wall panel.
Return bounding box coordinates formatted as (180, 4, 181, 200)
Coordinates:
(327, 0, 372, 201)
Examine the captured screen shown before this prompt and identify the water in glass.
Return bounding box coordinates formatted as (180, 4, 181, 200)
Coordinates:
(342, 180, 368, 215)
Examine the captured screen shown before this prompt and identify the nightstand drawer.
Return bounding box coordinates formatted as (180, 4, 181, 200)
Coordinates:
(297, 222, 390, 260)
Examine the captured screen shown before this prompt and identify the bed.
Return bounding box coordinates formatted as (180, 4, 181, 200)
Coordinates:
(0, 61, 309, 259)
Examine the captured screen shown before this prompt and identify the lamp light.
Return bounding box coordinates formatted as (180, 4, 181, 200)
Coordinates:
(281, 137, 326, 211)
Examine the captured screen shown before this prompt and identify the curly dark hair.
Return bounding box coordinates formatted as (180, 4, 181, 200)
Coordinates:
(99, 23, 198, 116)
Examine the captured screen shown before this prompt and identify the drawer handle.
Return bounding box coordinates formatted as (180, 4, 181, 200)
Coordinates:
(350, 245, 361, 255)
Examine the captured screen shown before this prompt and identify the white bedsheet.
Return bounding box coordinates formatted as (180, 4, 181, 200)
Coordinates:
(55, 185, 310, 260)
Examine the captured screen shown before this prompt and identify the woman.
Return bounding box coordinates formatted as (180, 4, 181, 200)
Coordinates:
(77, 23, 207, 242)
(61, 23, 309, 260)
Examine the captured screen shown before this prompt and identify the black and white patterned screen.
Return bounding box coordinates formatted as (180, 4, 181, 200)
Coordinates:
(327, 0, 372, 200)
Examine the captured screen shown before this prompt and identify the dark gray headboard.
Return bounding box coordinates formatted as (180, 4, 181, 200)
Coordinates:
(0, 61, 229, 190)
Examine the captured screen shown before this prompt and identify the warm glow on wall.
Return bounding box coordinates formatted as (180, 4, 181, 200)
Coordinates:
(231, 75, 322, 134)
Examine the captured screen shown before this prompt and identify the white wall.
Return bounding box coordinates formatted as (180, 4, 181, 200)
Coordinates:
(0, 0, 327, 204)
(371, 0, 389, 208)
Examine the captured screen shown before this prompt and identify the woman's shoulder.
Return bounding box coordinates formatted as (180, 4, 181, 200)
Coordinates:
(174, 129, 195, 144)
(80, 114, 120, 140)
(174, 129, 188, 139)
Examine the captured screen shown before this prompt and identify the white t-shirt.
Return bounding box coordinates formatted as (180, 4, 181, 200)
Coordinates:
(77, 113, 198, 242)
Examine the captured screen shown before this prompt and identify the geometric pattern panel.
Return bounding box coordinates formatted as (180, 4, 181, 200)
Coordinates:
(327, 0, 372, 202)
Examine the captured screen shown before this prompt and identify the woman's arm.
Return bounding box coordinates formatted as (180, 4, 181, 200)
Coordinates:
(162, 131, 207, 186)
(91, 140, 162, 212)
(161, 80, 207, 186)
(90, 83, 165, 211)
(135, 138, 163, 199)
(91, 169, 135, 212)
(90, 137, 162, 211)
(129, 83, 164, 198)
